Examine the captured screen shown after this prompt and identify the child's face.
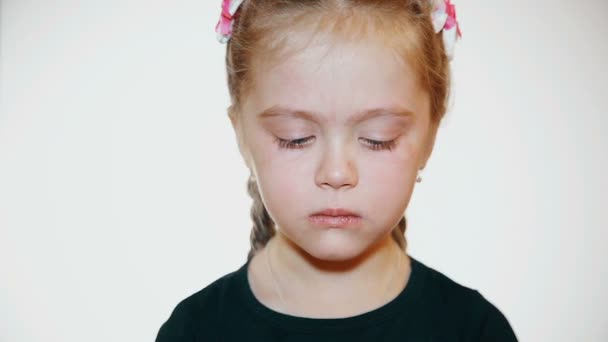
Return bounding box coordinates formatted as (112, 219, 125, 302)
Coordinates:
(231, 35, 438, 261)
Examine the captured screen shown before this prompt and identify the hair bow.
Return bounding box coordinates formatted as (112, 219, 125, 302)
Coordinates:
(431, 0, 462, 61)
(215, 0, 462, 61)
(215, 0, 245, 43)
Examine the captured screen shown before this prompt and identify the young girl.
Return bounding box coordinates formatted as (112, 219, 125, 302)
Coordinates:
(156, 0, 518, 340)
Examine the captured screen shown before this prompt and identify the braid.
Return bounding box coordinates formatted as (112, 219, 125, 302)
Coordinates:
(246, 174, 276, 262)
(391, 216, 408, 252)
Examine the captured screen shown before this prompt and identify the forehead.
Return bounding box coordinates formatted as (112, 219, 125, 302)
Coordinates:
(244, 34, 429, 124)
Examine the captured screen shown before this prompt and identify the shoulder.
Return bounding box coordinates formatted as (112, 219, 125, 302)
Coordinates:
(413, 258, 518, 341)
(472, 292, 519, 341)
(414, 257, 482, 310)
(155, 268, 242, 342)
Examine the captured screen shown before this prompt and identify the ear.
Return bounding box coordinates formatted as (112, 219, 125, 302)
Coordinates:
(227, 106, 253, 171)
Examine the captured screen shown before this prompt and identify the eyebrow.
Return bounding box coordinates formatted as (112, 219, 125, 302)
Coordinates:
(257, 105, 414, 124)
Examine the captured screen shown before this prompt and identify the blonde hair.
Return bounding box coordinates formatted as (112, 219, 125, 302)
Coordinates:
(221, 0, 451, 261)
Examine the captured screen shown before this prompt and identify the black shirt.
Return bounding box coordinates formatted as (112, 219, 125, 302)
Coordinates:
(156, 255, 518, 341)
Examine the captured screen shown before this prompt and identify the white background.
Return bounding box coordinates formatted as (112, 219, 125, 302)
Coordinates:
(1, 1, 607, 341)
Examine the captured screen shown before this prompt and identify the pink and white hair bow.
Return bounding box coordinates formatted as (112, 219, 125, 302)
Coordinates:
(215, 0, 462, 61)
(431, 0, 462, 61)
(215, 0, 245, 43)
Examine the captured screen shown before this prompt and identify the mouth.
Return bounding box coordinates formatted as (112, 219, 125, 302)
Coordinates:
(309, 208, 362, 228)
(312, 208, 360, 216)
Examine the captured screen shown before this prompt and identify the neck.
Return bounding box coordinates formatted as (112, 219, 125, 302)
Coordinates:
(262, 232, 409, 318)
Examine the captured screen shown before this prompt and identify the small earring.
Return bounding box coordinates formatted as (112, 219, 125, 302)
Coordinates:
(416, 168, 423, 183)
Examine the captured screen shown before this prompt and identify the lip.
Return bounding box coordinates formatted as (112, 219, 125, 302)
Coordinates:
(311, 208, 360, 217)
(309, 208, 362, 228)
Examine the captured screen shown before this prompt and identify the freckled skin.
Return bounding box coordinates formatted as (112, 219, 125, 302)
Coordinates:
(230, 35, 438, 263)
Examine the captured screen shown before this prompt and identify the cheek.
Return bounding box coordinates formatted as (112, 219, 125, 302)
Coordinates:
(256, 166, 313, 228)
(367, 134, 419, 176)
(360, 142, 419, 208)
(249, 140, 312, 215)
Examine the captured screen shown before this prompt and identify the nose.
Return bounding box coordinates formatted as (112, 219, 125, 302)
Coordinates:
(315, 143, 358, 190)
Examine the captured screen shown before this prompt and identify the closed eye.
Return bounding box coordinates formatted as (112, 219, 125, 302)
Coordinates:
(359, 138, 397, 151)
(273, 136, 397, 151)
(274, 136, 315, 149)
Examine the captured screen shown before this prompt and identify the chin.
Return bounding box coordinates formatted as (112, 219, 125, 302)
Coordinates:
(307, 249, 357, 262)
(296, 233, 373, 262)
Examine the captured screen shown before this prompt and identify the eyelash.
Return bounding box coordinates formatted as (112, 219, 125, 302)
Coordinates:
(274, 136, 397, 151)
